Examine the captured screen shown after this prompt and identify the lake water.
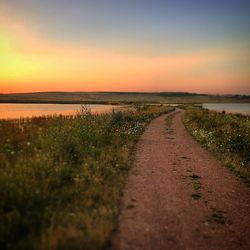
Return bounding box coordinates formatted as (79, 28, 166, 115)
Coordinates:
(203, 103, 250, 115)
(1, 103, 249, 119)
(0, 104, 120, 119)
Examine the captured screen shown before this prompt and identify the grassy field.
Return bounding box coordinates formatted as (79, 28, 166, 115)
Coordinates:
(183, 108, 250, 184)
(0, 105, 173, 250)
(0, 91, 250, 104)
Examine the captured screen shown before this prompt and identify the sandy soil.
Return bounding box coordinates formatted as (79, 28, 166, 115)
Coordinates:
(112, 111, 250, 250)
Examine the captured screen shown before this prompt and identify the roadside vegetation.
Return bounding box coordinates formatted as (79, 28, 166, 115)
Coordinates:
(0, 105, 174, 250)
(183, 108, 250, 184)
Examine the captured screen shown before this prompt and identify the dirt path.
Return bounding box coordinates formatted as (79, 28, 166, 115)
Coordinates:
(112, 111, 250, 250)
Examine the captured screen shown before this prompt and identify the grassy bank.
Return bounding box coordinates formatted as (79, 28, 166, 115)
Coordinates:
(1, 91, 250, 104)
(0, 105, 173, 250)
(183, 108, 250, 184)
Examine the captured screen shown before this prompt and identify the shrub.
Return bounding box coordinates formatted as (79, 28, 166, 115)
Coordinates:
(0, 105, 172, 249)
(183, 108, 250, 182)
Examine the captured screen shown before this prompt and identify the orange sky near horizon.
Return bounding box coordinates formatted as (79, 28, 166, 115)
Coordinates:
(0, 4, 250, 95)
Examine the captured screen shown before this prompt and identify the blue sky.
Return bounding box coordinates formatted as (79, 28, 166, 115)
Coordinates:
(0, 0, 249, 93)
(3, 0, 250, 55)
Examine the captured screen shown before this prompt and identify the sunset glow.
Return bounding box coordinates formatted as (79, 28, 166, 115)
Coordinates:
(0, 0, 249, 94)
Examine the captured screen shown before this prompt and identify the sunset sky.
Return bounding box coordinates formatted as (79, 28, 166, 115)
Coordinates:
(0, 0, 249, 94)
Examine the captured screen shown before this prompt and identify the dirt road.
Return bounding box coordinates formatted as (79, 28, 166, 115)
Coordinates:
(112, 111, 250, 250)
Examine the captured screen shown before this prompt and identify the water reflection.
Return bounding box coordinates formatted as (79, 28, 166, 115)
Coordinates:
(203, 103, 250, 115)
(0, 104, 120, 119)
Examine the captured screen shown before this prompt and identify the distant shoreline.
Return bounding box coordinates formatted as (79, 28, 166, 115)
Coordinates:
(0, 100, 121, 105)
(0, 91, 249, 104)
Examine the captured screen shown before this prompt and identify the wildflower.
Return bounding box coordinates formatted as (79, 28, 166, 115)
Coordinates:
(74, 176, 81, 183)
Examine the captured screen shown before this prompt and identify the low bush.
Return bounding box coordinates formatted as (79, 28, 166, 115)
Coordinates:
(183, 108, 250, 183)
(0, 105, 173, 249)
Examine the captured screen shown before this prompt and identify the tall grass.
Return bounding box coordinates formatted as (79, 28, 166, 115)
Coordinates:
(0, 105, 173, 249)
(183, 108, 250, 183)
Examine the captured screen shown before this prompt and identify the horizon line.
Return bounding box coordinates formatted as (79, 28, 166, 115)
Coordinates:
(1, 91, 250, 97)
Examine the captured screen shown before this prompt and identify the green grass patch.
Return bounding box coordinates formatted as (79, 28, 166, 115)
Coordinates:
(189, 173, 202, 193)
(165, 111, 176, 135)
(189, 174, 200, 179)
(193, 181, 202, 191)
(211, 209, 227, 224)
(0, 105, 173, 249)
(191, 193, 201, 200)
(183, 108, 250, 184)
